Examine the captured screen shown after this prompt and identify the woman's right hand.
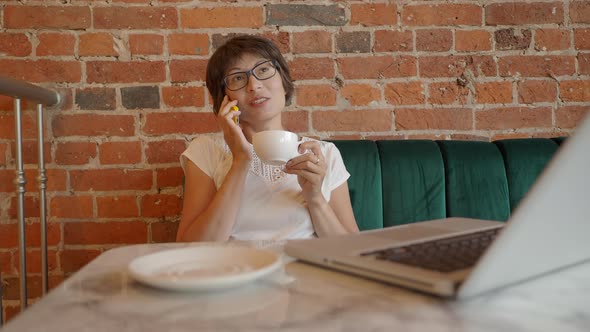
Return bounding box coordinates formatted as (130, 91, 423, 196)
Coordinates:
(217, 96, 251, 164)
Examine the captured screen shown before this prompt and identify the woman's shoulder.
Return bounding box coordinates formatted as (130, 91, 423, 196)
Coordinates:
(184, 134, 230, 160)
(187, 134, 227, 150)
(181, 134, 231, 173)
(300, 136, 337, 148)
(300, 136, 341, 158)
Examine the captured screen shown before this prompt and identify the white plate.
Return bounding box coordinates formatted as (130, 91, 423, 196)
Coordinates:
(128, 245, 282, 291)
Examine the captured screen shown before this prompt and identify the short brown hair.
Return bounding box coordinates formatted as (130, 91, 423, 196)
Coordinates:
(205, 35, 294, 114)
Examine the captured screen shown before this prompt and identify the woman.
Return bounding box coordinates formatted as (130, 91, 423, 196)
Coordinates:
(177, 35, 359, 242)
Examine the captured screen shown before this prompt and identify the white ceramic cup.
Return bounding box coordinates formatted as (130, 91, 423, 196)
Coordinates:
(252, 130, 300, 166)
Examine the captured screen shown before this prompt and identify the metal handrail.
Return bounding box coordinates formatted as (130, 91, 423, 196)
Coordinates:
(0, 75, 60, 324)
(0, 76, 60, 106)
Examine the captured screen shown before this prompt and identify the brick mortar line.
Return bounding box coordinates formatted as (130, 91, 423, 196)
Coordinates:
(2, 50, 588, 60)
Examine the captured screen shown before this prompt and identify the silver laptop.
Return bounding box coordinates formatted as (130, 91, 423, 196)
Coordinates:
(285, 114, 590, 299)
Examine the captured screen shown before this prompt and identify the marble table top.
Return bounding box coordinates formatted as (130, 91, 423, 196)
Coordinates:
(2, 241, 589, 332)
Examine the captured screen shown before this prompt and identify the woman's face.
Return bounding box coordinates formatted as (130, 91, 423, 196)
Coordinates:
(224, 53, 286, 126)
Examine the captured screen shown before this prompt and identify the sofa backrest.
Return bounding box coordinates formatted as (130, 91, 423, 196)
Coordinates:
(377, 140, 446, 227)
(331, 138, 562, 231)
(437, 140, 511, 223)
(495, 139, 560, 212)
(332, 140, 383, 231)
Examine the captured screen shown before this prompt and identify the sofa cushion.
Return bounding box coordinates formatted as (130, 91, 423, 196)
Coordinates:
(377, 140, 446, 227)
(437, 141, 510, 221)
(330, 140, 383, 230)
(494, 139, 559, 212)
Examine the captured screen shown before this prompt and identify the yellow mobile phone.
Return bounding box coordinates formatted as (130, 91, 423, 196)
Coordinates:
(231, 105, 239, 124)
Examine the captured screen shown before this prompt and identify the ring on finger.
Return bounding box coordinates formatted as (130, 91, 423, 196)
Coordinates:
(313, 156, 320, 164)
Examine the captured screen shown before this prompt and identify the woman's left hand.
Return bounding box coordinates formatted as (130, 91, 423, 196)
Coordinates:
(284, 141, 326, 202)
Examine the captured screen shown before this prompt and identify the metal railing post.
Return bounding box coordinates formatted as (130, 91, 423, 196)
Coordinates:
(0, 75, 60, 315)
(37, 104, 48, 294)
(14, 98, 28, 311)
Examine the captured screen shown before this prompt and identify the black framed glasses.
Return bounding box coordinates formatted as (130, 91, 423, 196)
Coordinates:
(223, 60, 278, 91)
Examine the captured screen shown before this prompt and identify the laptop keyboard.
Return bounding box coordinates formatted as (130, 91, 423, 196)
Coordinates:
(362, 227, 502, 273)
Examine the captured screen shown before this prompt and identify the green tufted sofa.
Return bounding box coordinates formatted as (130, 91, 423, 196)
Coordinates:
(331, 138, 565, 231)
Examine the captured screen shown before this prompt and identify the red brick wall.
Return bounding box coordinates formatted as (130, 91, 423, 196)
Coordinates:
(1, 0, 589, 320)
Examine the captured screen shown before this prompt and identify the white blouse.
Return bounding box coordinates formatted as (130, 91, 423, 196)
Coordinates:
(180, 135, 350, 241)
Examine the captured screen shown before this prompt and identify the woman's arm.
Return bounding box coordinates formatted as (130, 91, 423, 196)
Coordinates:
(177, 96, 250, 242)
(284, 141, 359, 237)
(176, 158, 249, 242)
(307, 181, 359, 237)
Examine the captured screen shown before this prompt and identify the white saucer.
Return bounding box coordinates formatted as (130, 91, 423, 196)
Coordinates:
(128, 245, 282, 291)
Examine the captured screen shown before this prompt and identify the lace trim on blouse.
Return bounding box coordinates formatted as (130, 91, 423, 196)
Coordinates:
(221, 137, 312, 184)
(251, 151, 287, 183)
